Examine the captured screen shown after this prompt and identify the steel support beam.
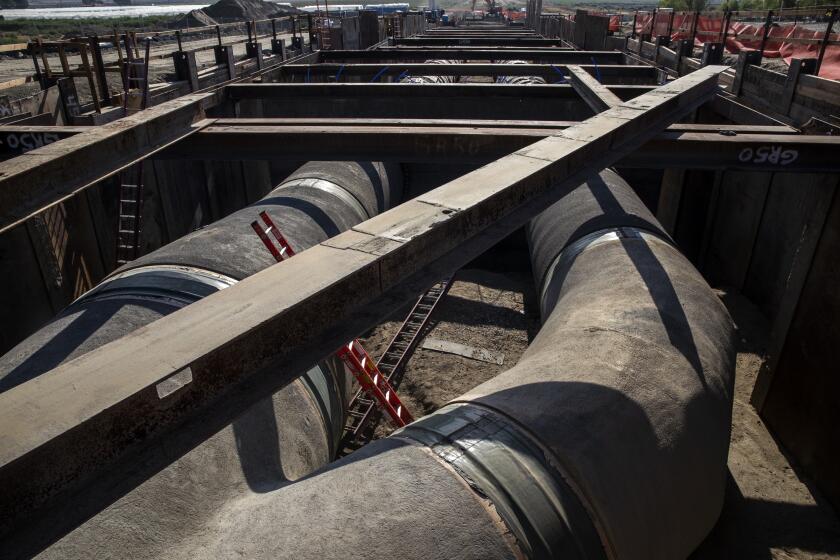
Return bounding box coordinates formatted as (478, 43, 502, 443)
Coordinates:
(273, 63, 659, 85)
(393, 37, 568, 46)
(566, 64, 623, 112)
(0, 91, 220, 235)
(159, 124, 837, 172)
(227, 82, 651, 100)
(226, 82, 654, 119)
(0, 66, 728, 556)
(319, 49, 625, 64)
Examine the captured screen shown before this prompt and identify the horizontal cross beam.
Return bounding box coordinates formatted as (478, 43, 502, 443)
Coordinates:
(226, 82, 653, 120)
(393, 37, 569, 46)
(273, 63, 659, 85)
(318, 49, 626, 64)
(159, 123, 837, 172)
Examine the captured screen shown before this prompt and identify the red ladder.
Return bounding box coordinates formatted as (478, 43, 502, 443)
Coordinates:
(340, 276, 451, 451)
(250, 210, 295, 261)
(250, 210, 414, 428)
(336, 340, 413, 427)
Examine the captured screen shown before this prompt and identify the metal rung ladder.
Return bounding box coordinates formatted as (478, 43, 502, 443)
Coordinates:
(115, 176, 144, 266)
(115, 37, 151, 267)
(249, 210, 414, 430)
(317, 17, 331, 50)
(391, 15, 403, 39)
(122, 36, 150, 116)
(340, 276, 453, 453)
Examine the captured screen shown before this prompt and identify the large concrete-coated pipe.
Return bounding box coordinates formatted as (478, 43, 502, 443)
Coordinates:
(153, 170, 733, 560)
(0, 161, 403, 559)
(496, 59, 547, 84)
(401, 59, 461, 83)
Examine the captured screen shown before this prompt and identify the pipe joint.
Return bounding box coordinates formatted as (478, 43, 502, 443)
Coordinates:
(79, 265, 237, 308)
(540, 226, 673, 318)
(394, 403, 607, 560)
(279, 176, 372, 221)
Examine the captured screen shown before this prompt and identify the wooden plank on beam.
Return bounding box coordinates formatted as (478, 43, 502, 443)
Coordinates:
(566, 64, 623, 112)
(0, 66, 729, 556)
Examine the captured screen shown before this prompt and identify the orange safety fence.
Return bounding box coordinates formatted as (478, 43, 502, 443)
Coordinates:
(634, 12, 840, 79)
(567, 12, 622, 32)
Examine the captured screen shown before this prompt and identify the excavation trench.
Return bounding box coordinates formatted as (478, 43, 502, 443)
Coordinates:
(1, 155, 735, 558)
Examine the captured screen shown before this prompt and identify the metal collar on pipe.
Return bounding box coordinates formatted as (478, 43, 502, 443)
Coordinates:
(79, 265, 238, 307)
(280, 177, 372, 221)
(396, 403, 607, 560)
(538, 227, 673, 318)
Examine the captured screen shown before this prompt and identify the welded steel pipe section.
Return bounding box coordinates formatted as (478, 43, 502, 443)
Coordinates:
(0, 161, 403, 558)
(184, 170, 735, 560)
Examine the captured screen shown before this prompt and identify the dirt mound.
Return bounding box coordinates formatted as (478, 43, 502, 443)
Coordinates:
(170, 9, 219, 29)
(202, 0, 301, 22)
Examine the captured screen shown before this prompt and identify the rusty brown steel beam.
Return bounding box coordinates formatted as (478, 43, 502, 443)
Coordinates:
(273, 63, 659, 84)
(159, 124, 833, 172)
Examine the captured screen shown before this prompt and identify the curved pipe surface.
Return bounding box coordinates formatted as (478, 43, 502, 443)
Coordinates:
(0, 161, 403, 559)
(401, 59, 461, 83)
(118, 169, 733, 560)
(495, 60, 547, 84)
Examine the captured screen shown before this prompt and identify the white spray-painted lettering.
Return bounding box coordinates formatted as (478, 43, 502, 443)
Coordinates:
(738, 145, 799, 166)
(1, 132, 61, 152)
(65, 94, 81, 116)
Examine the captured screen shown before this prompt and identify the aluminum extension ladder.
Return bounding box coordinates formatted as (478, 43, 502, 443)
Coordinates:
(114, 37, 151, 267)
(250, 209, 414, 429)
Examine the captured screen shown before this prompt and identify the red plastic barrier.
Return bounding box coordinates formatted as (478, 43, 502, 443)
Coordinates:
(726, 22, 840, 79)
(633, 10, 840, 80)
(634, 13, 653, 35)
(609, 15, 620, 32)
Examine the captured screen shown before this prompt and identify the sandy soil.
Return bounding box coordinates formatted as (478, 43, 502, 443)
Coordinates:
(360, 268, 537, 420)
(357, 265, 840, 558)
(693, 291, 840, 559)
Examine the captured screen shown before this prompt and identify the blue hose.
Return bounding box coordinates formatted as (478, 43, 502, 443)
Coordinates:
(590, 57, 603, 83)
(370, 65, 390, 82)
